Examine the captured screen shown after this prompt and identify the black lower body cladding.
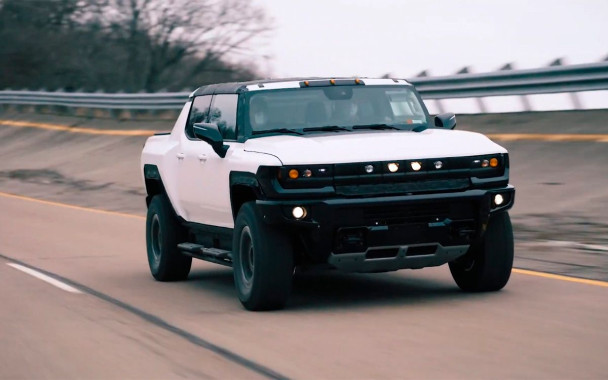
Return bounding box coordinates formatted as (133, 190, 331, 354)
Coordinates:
(256, 187, 514, 270)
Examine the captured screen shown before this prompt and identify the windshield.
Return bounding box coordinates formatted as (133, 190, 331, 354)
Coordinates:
(246, 85, 429, 135)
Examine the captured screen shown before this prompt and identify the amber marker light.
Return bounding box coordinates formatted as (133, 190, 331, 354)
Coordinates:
(330, 79, 336, 85)
(490, 158, 499, 167)
(304, 81, 310, 86)
(355, 78, 361, 84)
(288, 169, 299, 179)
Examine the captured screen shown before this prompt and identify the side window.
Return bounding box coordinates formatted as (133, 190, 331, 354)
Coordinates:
(209, 94, 238, 140)
(186, 95, 212, 138)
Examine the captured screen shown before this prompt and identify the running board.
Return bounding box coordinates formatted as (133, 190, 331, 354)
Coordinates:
(178, 243, 233, 267)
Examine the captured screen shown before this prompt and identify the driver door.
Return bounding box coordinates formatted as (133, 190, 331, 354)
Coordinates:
(175, 95, 214, 222)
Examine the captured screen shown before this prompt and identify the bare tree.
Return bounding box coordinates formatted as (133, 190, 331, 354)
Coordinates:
(90, 0, 271, 91)
(0, 0, 268, 91)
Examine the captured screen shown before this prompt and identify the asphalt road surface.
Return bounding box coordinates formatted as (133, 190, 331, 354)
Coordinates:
(1, 110, 607, 378)
(1, 192, 607, 379)
(1, 110, 607, 280)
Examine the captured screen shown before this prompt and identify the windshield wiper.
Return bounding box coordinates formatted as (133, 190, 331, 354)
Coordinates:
(352, 124, 401, 131)
(253, 128, 304, 136)
(412, 125, 428, 132)
(303, 125, 352, 133)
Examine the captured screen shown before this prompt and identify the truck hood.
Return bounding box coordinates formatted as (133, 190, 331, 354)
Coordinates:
(243, 129, 507, 165)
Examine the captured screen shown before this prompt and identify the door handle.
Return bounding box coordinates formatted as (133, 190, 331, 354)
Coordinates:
(176, 153, 185, 160)
(198, 154, 207, 163)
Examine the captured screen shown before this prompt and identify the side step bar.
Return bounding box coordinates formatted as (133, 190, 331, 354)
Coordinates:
(178, 243, 233, 267)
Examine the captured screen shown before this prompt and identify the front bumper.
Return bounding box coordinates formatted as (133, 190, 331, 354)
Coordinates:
(256, 186, 514, 271)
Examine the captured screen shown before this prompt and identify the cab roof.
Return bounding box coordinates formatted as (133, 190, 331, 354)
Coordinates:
(190, 77, 411, 97)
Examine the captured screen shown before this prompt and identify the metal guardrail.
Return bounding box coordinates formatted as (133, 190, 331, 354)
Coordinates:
(409, 61, 608, 99)
(0, 91, 187, 110)
(1, 60, 607, 112)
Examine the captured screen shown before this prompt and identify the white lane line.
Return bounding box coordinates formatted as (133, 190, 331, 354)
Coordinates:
(7, 263, 82, 294)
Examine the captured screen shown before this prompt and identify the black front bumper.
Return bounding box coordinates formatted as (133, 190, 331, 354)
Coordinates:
(256, 186, 514, 271)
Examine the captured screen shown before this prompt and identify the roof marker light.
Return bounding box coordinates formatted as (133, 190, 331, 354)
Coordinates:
(355, 78, 361, 84)
(330, 79, 336, 85)
(304, 80, 309, 86)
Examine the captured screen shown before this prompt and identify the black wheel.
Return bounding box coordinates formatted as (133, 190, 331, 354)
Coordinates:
(232, 202, 294, 311)
(146, 194, 192, 281)
(449, 211, 514, 292)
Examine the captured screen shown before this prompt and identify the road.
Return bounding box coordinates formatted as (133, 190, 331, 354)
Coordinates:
(1, 192, 607, 379)
(1, 110, 607, 280)
(0, 110, 607, 378)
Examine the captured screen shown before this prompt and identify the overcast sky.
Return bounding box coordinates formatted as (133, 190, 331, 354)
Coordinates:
(257, 0, 608, 78)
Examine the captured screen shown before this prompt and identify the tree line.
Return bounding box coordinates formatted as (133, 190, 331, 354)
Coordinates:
(0, 0, 270, 92)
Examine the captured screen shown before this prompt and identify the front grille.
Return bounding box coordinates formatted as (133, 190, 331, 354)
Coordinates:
(363, 202, 449, 225)
(359, 200, 476, 225)
(335, 178, 470, 196)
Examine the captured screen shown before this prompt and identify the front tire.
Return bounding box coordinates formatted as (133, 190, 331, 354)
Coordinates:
(233, 202, 294, 311)
(146, 195, 192, 281)
(449, 211, 514, 292)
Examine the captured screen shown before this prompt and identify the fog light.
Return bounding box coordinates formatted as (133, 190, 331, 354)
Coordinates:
(292, 206, 307, 219)
(494, 194, 504, 206)
(490, 157, 499, 167)
(288, 169, 299, 179)
(411, 161, 422, 171)
(303, 169, 312, 177)
(387, 162, 399, 172)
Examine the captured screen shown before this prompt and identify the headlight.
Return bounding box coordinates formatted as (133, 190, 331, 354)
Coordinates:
(494, 194, 504, 206)
(292, 206, 307, 219)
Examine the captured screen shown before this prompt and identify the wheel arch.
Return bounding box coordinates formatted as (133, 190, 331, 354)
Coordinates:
(230, 171, 264, 220)
(143, 164, 168, 207)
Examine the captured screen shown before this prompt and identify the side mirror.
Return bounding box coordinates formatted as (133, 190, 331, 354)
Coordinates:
(193, 122, 229, 158)
(434, 112, 457, 130)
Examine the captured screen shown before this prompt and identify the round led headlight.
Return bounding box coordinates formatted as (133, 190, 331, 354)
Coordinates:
(292, 206, 307, 219)
(494, 194, 504, 206)
(411, 162, 422, 171)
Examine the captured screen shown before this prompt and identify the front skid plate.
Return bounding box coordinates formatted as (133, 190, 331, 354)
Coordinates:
(328, 244, 469, 273)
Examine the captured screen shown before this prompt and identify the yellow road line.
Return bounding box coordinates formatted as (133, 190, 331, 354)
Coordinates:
(487, 133, 608, 142)
(2, 119, 608, 141)
(0, 191, 144, 220)
(0, 119, 157, 136)
(2, 190, 607, 288)
(512, 268, 608, 287)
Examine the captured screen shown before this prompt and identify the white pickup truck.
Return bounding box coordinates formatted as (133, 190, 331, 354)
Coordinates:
(141, 78, 515, 310)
